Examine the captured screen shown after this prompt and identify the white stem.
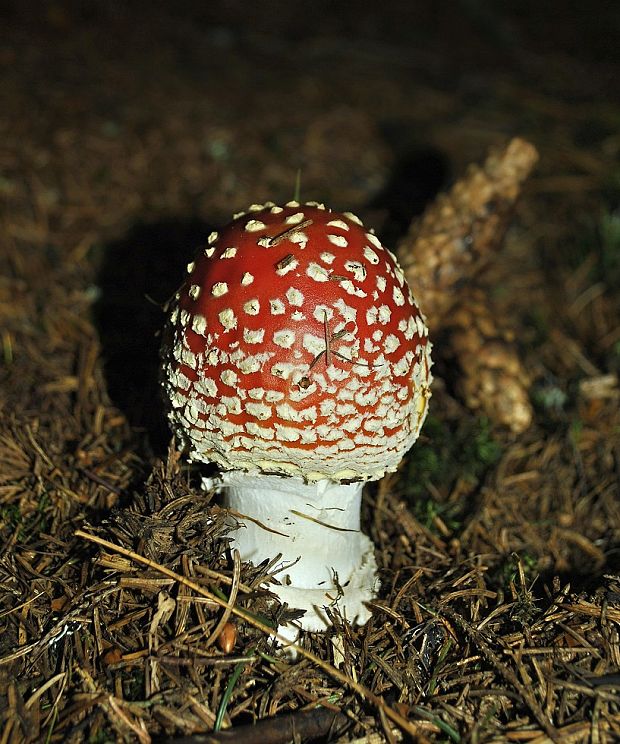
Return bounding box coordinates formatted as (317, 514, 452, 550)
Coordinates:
(219, 472, 378, 633)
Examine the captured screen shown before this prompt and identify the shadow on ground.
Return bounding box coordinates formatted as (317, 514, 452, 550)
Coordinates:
(94, 218, 215, 456)
(370, 141, 450, 246)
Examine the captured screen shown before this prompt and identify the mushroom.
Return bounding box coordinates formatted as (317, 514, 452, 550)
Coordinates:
(161, 201, 432, 634)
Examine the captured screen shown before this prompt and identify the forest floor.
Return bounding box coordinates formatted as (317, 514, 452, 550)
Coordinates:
(1, 2, 619, 742)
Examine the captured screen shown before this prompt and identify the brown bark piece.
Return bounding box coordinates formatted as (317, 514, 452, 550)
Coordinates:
(397, 137, 538, 432)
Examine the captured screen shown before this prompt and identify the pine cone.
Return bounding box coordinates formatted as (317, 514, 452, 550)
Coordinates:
(446, 286, 533, 433)
(397, 138, 538, 433)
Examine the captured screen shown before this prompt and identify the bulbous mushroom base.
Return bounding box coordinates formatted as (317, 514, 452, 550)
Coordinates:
(219, 473, 379, 634)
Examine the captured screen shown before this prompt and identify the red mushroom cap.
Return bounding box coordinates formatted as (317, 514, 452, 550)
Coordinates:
(161, 202, 432, 481)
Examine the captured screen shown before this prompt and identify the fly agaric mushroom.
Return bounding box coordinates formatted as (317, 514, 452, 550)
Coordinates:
(161, 201, 432, 633)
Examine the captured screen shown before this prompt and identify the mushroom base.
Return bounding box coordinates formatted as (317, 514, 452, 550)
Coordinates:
(220, 473, 378, 633)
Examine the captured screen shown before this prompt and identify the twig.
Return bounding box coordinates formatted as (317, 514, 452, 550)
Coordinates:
(204, 549, 241, 648)
(159, 706, 348, 743)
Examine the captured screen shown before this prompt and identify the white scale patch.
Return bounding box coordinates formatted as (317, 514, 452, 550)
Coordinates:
(344, 261, 367, 282)
(248, 387, 265, 399)
(313, 305, 333, 322)
(186, 261, 195, 273)
(241, 272, 254, 286)
(320, 399, 336, 416)
(291, 311, 306, 321)
(327, 219, 350, 231)
(302, 333, 325, 355)
(393, 351, 414, 377)
(270, 205, 284, 213)
(355, 389, 379, 407)
(275, 402, 301, 422)
(208, 231, 219, 244)
(273, 329, 295, 349)
(289, 231, 308, 248)
(270, 298, 286, 314)
(337, 385, 354, 401)
(243, 328, 265, 344)
(189, 284, 201, 300)
(378, 305, 392, 324)
(219, 308, 237, 330)
(265, 390, 284, 402)
(285, 212, 305, 224)
(183, 403, 200, 425)
(320, 251, 335, 264)
(299, 429, 318, 444)
(366, 232, 383, 250)
(326, 364, 350, 382)
(399, 316, 416, 340)
(271, 361, 297, 379)
(245, 401, 272, 420)
(316, 424, 343, 441)
(238, 352, 273, 374)
(364, 338, 380, 353)
(245, 219, 266, 232)
(384, 333, 401, 353)
(212, 282, 228, 297)
(363, 245, 379, 265)
(221, 396, 242, 415)
(221, 246, 237, 259)
(218, 419, 244, 437)
(366, 306, 378, 325)
(415, 315, 428, 337)
(243, 299, 260, 315)
(344, 376, 363, 391)
(204, 246, 215, 258)
(173, 371, 191, 390)
(334, 297, 357, 323)
(194, 377, 218, 397)
(220, 369, 238, 387)
(293, 404, 318, 422)
(206, 349, 220, 365)
(276, 258, 298, 276)
(340, 279, 366, 298)
(274, 423, 301, 442)
(392, 286, 405, 306)
(327, 234, 348, 248)
(343, 211, 363, 225)
(286, 287, 304, 306)
(341, 416, 362, 433)
(307, 262, 329, 282)
(181, 348, 197, 366)
(191, 314, 207, 336)
(245, 422, 275, 440)
(363, 417, 385, 433)
(397, 385, 410, 400)
(289, 384, 316, 401)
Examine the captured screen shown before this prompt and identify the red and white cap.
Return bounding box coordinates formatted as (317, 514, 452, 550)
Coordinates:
(161, 201, 432, 483)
